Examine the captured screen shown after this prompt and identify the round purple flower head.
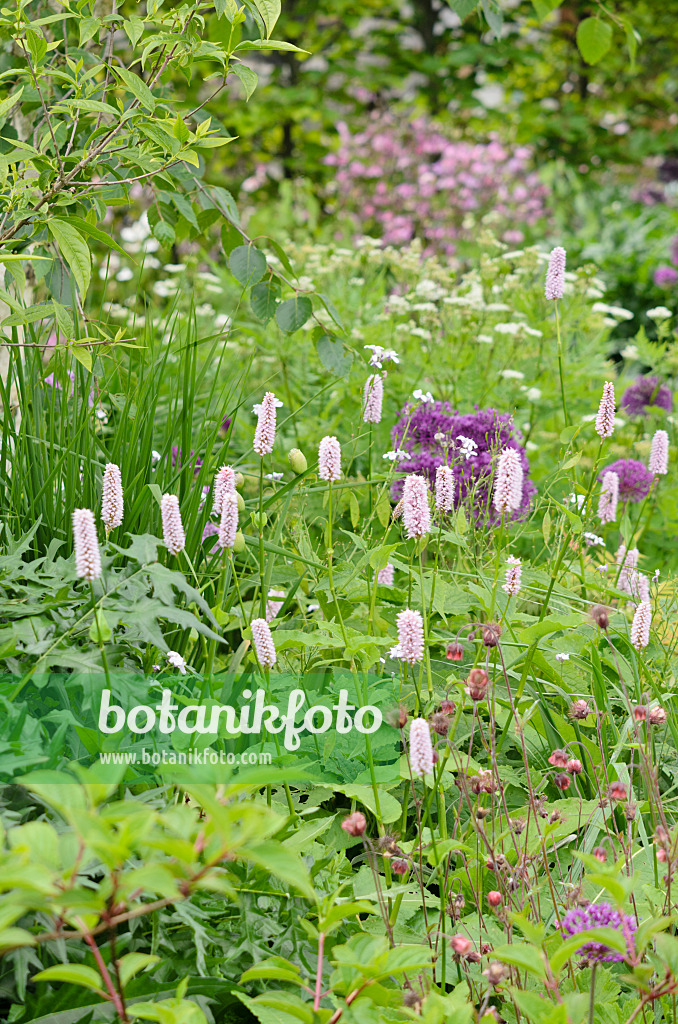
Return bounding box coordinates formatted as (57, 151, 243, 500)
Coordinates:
(599, 459, 653, 504)
(620, 376, 672, 418)
(560, 902, 636, 963)
(391, 403, 535, 525)
(654, 265, 678, 289)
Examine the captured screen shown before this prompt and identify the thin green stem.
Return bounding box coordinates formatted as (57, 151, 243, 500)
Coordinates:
(555, 300, 569, 427)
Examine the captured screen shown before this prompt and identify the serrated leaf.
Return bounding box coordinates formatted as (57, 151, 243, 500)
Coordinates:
(316, 333, 352, 375)
(576, 17, 613, 65)
(153, 220, 175, 247)
(48, 220, 91, 297)
(276, 296, 312, 333)
(230, 244, 267, 286)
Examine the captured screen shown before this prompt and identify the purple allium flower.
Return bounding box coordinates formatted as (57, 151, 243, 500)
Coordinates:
(620, 377, 672, 417)
(560, 902, 636, 963)
(171, 446, 203, 476)
(545, 246, 566, 300)
(391, 403, 535, 525)
(600, 459, 653, 503)
(654, 265, 678, 289)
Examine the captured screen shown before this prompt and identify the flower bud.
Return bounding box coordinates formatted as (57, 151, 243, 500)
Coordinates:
(234, 471, 245, 488)
(590, 604, 609, 630)
(288, 448, 308, 474)
(487, 891, 503, 907)
(451, 934, 473, 955)
(341, 811, 367, 837)
(237, 492, 246, 512)
(657, 848, 668, 863)
(465, 668, 489, 701)
(650, 707, 667, 725)
(233, 531, 246, 554)
(592, 846, 606, 863)
(554, 773, 570, 790)
(430, 712, 450, 736)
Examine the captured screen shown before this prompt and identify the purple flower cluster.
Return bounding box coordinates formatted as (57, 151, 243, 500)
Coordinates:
(599, 459, 653, 503)
(654, 265, 678, 288)
(620, 376, 672, 417)
(560, 902, 636, 963)
(391, 403, 535, 524)
(324, 113, 550, 255)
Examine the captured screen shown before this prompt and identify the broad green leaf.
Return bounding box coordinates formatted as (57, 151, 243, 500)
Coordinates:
(532, 0, 560, 20)
(251, 281, 280, 322)
(576, 17, 613, 65)
(230, 244, 267, 286)
(276, 296, 312, 333)
(443, 0, 478, 17)
(491, 941, 547, 980)
(65, 215, 130, 258)
(114, 66, 156, 110)
(247, 0, 281, 36)
(550, 927, 628, 975)
(0, 86, 23, 121)
(118, 953, 161, 987)
(232, 64, 259, 100)
(32, 965, 104, 993)
(48, 220, 91, 296)
(315, 333, 352, 375)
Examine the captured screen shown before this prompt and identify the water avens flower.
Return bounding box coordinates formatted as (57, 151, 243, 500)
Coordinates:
(402, 474, 432, 539)
(631, 600, 651, 650)
(251, 617, 277, 668)
(318, 435, 342, 481)
(493, 447, 524, 515)
(545, 245, 566, 300)
(502, 555, 522, 596)
(560, 902, 636, 963)
(167, 650, 187, 675)
(434, 464, 454, 513)
(218, 491, 239, 550)
(396, 608, 424, 664)
(161, 494, 186, 555)
(101, 463, 123, 535)
(595, 381, 616, 439)
(253, 391, 277, 456)
(73, 508, 102, 581)
(598, 470, 619, 524)
(601, 459, 653, 503)
(649, 429, 669, 475)
(409, 717, 434, 777)
(363, 374, 384, 424)
(213, 465, 236, 514)
(620, 376, 672, 417)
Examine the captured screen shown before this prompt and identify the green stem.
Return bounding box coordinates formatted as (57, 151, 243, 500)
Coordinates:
(589, 962, 597, 1024)
(259, 459, 266, 617)
(418, 546, 433, 700)
(89, 581, 112, 690)
(555, 299, 569, 427)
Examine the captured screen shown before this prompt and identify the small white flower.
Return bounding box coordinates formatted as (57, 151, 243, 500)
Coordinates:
(583, 532, 605, 547)
(253, 397, 283, 417)
(265, 472, 284, 482)
(167, 650, 187, 674)
(597, 564, 608, 573)
(151, 450, 161, 464)
(569, 493, 585, 510)
(524, 326, 543, 338)
(389, 644, 403, 660)
(494, 322, 521, 335)
(592, 302, 634, 321)
(555, 652, 570, 663)
(456, 435, 478, 460)
(383, 449, 410, 463)
(621, 344, 639, 360)
(500, 369, 525, 380)
(647, 306, 672, 321)
(413, 389, 434, 404)
(477, 334, 494, 344)
(364, 345, 399, 368)
(524, 387, 542, 401)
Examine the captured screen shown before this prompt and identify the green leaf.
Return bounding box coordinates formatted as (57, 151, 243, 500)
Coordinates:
(64, 215, 130, 259)
(89, 608, 112, 643)
(32, 965, 104, 993)
(480, 0, 502, 37)
(316, 333, 352, 375)
(123, 16, 145, 46)
(215, 0, 241, 20)
(79, 16, 101, 45)
(276, 296, 312, 333)
(576, 18, 613, 65)
(550, 927, 628, 976)
(531, 0, 561, 20)
(443, 0, 478, 17)
(48, 220, 91, 297)
(70, 343, 93, 373)
(251, 281, 280, 322)
(491, 942, 547, 980)
(153, 220, 175, 247)
(246, 0, 281, 37)
(232, 64, 259, 100)
(172, 114, 190, 145)
(118, 953, 161, 987)
(234, 40, 309, 54)
(229, 244, 267, 286)
(241, 841, 315, 899)
(113, 66, 156, 110)
(0, 86, 23, 122)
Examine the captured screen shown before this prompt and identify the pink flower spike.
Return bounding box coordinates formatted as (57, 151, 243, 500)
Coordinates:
(631, 600, 651, 650)
(649, 429, 669, 476)
(266, 589, 285, 623)
(253, 391, 277, 457)
(597, 470, 619, 524)
(403, 474, 432, 539)
(409, 717, 434, 777)
(363, 374, 384, 424)
(218, 491, 239, 550)
(502, 555, 522, 596)
(375, 563, 394, 586)
(545, 246, 566, 300)
(160, 494, 186, 555)
(435, 464, 454, 513)
(318, 435, 342, 481)
(213, 465, 236, 514)
(493, 448, 523, 515)
(396, 608, 424, 664)
(73, 508, 102, 581)
(101, 463, 123, 534)
(251, 617, 277, 668)
(595, 381, 616, 439)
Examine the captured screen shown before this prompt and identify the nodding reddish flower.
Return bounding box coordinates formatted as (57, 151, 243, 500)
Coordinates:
(451, 934, 473, 955)
(482, 623, 501, 647)
(446, 642, 463, 661)
(341, 811, 367, 837)
(566, 758, 583, 775)
(590, 605, 609, 630)
(391, 858, 409, 876)
(548, 748, 569, 768)
(657, 848, 668, 863)
(440, 699, 456, 715)
(592, 846, 607, 863)
(465, 668, 489, 701)
(430, 712, 450, 736)
(554, 773, 571, 790)
(649, 706, 667, 725)
(569, 699, 592, 720)
(487, 891, 503, 908)
(609, 781, 628, 802)
(632, 705, 647, 722)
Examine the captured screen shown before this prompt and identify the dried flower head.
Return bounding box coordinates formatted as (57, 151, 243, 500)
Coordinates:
(363, 374, 384, 424)
(409, 717, 434, 777)
(402, 473, 432, 539)
(73, 508, 102, 581)
(430, 712, 450, 736)
(502, 555, 522, 596)
(251, 617, 277, 668)
(396, 609, 424, 664)
(318, 435, 342, 482)
(595, 381, 616, 439)
(253, 391, 277, 456)
(649, 706, 667, 725)
(545, 246, 566, 300)
(569, 699, 592, 720)
(493, 447, 524, 515)
(434, 464, 454, 513)
(598, 470, 619, 524)
(101, 463, 123, 534)
(649, 429, 669, 476)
